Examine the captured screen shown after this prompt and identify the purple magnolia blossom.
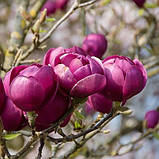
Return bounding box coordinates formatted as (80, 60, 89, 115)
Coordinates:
(133, 0, 146, 8)
(86, 93, 112, 114)
(4, 64, 57, 111)
(82, 33, 107, 58)
(55, 0, 69, 10)
(0, 78, 5, 113)
(102, 55, 147, 103)
(35, 90, 71, 131)
(41, 0, 56, 16)
(145, 110, 159, 128)
(43, 47, 106, 98)
(0, 97, 26, 131)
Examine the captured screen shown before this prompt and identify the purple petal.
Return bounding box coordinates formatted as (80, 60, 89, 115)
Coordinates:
(123, 66, 145, 100)
(88, 56, 104, 74)
(70, 74, 106, 98)
(134, 58, 147, 88)
(36, 91, 70, 126)
(103, 64, 124, 101)
(10, 75, 45, 111)
(41, 0, 56, 16)
(1, 97, 23, 131)
(69, 58, 83, 73)
(0, 78, 5, 113)
(54, 64, 77, 91)
(3, 65, 28, 97)
(61, 53, 77, 67)
(73, 64, 91, 81)
(43, 48, 55, 65)
(88, 93, 112, 114)
(47, 47, 65, 67)
(64, 46, 86, 56)
(115, 57, 134, 75)
(145, 110, 159, 128)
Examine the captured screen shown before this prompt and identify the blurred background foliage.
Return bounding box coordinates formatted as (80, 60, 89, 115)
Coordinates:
(0, 0, 159, 159)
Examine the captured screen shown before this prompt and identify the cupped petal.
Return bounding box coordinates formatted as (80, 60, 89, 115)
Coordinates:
(103, 64, 125, 101)
(69, 58, 83, 73)
(3, 65, 28, 96)
(64, 46, 86, 56)
(43, 48, 55, 65)
(123, 65, 145, 100)
(36, 91, 70, 126)
(31, 65, 56, 97)
(115, 57, 134, 75)
(1, 97, 24, 131)
(70, 74, 106, 98)
(145, 110, 159, 128)
(54, 64, 77, 91)
(88, 93, 112, 114)
(10, 75, 45, 111)
(19, 65, 41, 77)
(133, 58, 147, 88)
(73, 64, 91, 81)
(61, 53, 77, 67)
(88, 56, 104, 74)
(50, 47, 65, 66)
(0, 78, 5, 113)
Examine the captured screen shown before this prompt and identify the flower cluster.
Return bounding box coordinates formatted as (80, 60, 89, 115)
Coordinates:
(0, 33, 147, 131)
(41, 0, 69, 16)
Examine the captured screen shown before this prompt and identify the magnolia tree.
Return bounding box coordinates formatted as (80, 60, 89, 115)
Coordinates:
(0, 0, 159, 159)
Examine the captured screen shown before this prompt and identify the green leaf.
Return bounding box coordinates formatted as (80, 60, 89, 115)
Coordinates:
(39, 29, 47, 33)
(101, 0, 111, 6)
(74, 111, 84, 120)
(74, 121, 82, 129)
(153, 132, 159, 140)
(144, 3, 158, 8)
(4, 133, 21, 140)
(46, 18, 56, 22)
(138, 9, 144, 16)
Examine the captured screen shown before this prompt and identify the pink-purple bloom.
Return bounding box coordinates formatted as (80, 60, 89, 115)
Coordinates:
(145, 110, 159, 128)
(41, 0, 56, 16)
(56, 0, 69, 10)
(35, 90, 71, 131)
(4, 64, 57, 111)
(133, 0, 146, 8)
(0, 78, 5, 113)
(102, 55, 147, 103)
(86, 93, 112, 114)
(43, 47, 106, 98)
(0, 97, 26, 131)
(82, 33, 107, 58)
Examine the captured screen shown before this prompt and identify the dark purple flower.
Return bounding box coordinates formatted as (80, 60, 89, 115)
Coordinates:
(0, 78, 5, 113)
(35, 90, 71, 131)
(82, 33, 107, 58)
(0, 97, 26, 131)
(55, 0, 69, 10)
(86, 93, 112, 114)
(145, 110, 159, 128)
(43, 47, 106, 98)
(133, 0, 146, 8)
(4, 64, 57, 111)
(41, 0, 56, 16)
(102, 55, 147, 102)
(65, 46, 86, 56)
